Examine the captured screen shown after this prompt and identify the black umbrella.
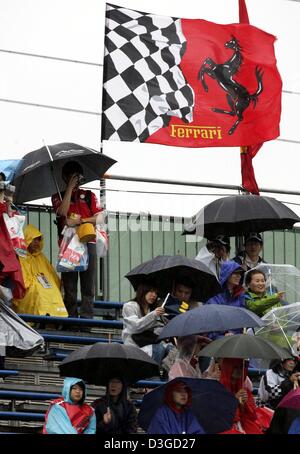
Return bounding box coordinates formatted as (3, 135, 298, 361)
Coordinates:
(125, 255, 221, 301)
(59, 343, 159, 385)
(158, 305, 264, 340)
(138, 377, 238, 434)
(183, 195, 300, 238)
(12, 142, 116, 204)
(198, 334, 292, 359)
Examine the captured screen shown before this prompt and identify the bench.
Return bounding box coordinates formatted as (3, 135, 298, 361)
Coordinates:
(0, 370, 19, 378)
(0, 390, 59, 400)
(0, 411, 45, 422)
(81, 300, 124, 319)
(19, 314, 123, 330)
(42, 333, 123, 346)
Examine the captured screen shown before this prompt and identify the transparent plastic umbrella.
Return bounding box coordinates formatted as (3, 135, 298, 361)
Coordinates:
(253, 302, 300, 355)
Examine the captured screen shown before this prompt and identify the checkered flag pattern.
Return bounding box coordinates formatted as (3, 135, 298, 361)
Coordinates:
(266, 384, 283, 400)
(102, 4, 195, 142)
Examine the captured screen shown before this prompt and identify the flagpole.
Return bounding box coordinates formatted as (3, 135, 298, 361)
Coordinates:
(99, 1, 109, 301)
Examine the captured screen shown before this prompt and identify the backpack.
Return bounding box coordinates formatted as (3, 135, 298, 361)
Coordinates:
(54, 190, 93, 239)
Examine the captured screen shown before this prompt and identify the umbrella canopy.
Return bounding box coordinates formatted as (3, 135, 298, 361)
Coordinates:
(158, 305, 264, 340)
(183, 195, 300, 238)
(12, 142, 116, 204)
(254, 302, 300, 353)
(0, 298, 44, 356)
(125, 255, 221, 301)
(138, 377, 238, 434)
(278, 388, 300, 411)
(59, 343, 159, 385)
(199, 334, 291, 359)
(0, 159, 21, 182)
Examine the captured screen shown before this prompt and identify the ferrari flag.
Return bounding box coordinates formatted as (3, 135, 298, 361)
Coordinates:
(102, 4, 282, 148)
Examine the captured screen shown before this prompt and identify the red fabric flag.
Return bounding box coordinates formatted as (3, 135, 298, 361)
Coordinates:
(240, 145, 260, 195)
(0, 204, 25, 299)
(102, 4, 282, 149)
(239, 0, 263, 194)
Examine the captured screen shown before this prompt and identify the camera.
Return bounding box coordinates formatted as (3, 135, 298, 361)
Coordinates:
(76, 174, 86, 185)
(0, 181, 15, 195)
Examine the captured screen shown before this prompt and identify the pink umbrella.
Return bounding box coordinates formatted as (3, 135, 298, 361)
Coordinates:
(278, 387, 300, 411)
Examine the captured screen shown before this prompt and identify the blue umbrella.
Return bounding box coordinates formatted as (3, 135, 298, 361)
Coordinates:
(138, 377, 238, 434)
(158, 304, 264, 340)
(0, 159, 21, 182)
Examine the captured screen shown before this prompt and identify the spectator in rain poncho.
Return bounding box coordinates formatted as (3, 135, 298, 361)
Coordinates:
(12, 224, 68, 316)
(168, 335, 220, 381)
(43, 377, 96, 434)
(205, 261, 245, 339)
(219, 358, 273, 434)
(147, 380, 206, 434)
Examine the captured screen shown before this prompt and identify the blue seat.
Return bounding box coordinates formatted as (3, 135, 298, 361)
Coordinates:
(93, 300, 123, 310)
(0, 390, 59, 400)
(0, 369, 19, 377)
(248, 368, 267, 377)
(0, 411, 45, 421)
(19, 314, 123, 329)
(42, 333, 123, 345)
(135, 379, 166, 388)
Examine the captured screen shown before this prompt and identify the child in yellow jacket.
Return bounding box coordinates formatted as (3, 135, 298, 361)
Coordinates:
(12, 224, 67, 317)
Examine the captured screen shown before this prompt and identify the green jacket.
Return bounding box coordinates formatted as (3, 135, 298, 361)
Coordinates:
(244, 291, 282, 317)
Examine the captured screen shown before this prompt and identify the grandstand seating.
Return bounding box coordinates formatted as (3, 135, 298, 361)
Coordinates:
(19, 314, 123, 329)
(0, 301, 266, 433)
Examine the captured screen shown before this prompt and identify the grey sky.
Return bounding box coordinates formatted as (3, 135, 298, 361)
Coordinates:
(1, 0, 299, 218)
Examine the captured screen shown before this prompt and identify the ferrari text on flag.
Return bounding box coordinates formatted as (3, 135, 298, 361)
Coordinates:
(102, 4, 282, 148)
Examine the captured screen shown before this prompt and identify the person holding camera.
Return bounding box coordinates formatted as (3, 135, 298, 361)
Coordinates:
(51, 161, 102, 321)
(195, 235, 231, 278)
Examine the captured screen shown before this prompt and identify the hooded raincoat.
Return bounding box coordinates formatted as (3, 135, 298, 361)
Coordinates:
(220, 358, 272, 434)
(12, 224, 67, 316)
(147, 381, 205, 434)
(205, 261, 245, 339)
(43, 377, 96, 434)
(168, 336, 203, 381)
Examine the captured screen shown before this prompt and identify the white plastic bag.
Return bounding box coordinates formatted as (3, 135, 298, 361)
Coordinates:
(56, 227, 88, 272)
(95, 225, 108, 258)
(2, 213, 27, 257)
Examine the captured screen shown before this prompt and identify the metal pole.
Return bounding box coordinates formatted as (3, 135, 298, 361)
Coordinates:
(104, 174, 300, 197)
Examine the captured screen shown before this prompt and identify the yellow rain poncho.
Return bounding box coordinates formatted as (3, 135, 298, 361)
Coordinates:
(12, 224, 68, 317)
